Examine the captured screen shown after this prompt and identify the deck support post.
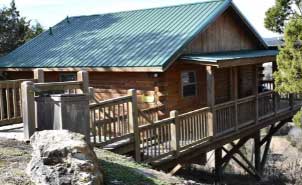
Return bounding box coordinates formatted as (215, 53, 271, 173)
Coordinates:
(206, 66, 215, 136)
(33, 69, 44, 83)
(272, 61, 280, 113)
(214, 147, 223, 182)
(77, 71, 89, 94)
(233, 67, 239, 130)
(254, 131, 261, 173)
(21, 81, 36, 141)
(128, 89, 141, 162)
(289, 94, 294, 110)
(255, 65, 259, 124)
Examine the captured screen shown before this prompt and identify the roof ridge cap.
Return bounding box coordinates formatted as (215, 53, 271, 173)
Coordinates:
(69, 0, 228, 19)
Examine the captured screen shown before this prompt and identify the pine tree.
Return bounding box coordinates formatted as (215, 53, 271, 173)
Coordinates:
(265, 0, 302, 126)
(0, 0, 43, 55)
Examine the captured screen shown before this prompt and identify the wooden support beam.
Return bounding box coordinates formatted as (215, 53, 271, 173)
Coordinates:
(220, 136, 250, 166)
(21, 81, 36, 141)
(260, 133, 272, 173)
(222, 147, 260, 180)
(260, 121, 286, 146)
(206, 66, 215, 136)
(33, 69, 44, 83)
(228, 143, 262, 179)
(215, 147, 223, 182)
(254, 131, 261, 172)
(169, 164, 182, 175)
(289, 94, 294, 110)
(128, 89, 141, 162)
(255, 65, 259, 124)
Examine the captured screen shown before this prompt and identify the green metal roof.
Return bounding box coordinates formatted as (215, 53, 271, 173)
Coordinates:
(0, 0, 268, 71)
(181, 50, 278, 63)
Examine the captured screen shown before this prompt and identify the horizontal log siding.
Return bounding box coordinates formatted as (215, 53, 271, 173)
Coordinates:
(159, 62, 207, 114)
(215, 68, 231, 104)
(239, 65, 256, 98)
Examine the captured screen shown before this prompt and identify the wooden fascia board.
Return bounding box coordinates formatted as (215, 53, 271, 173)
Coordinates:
(217, 56, 276, 68)
(181, 60, 219, 67)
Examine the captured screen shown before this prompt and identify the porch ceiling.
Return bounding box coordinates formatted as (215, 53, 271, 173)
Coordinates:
(180, 50, 278, 68)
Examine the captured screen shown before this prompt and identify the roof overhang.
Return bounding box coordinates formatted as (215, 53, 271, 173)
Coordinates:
(180, 50, 278, 68)
(0, 66, 164, 73)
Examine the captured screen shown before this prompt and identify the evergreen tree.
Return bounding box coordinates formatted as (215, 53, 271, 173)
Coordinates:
(265, 0, 302, 126)
(0, 0, 43, 55)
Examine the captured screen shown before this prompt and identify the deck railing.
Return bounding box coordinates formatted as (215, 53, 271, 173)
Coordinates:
(89, 95, 132, 147)
(0, 79, 34, 126)
(87, 88, 301, 162)
(139, 117, 174, 162)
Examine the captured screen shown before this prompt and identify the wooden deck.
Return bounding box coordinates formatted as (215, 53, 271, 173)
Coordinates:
(89, 89, 302, 165)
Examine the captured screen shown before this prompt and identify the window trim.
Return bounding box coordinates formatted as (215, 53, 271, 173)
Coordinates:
(181, 71, 197, 98)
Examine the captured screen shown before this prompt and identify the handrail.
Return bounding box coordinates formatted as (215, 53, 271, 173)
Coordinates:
(179, 107, 210, 117)
(89, 95, 131, 108)
(34, 81, 82, 87)
(258, 90, 273, 97)
(214, 100, 235, 109)
(34, 81, 82, 92)
(138, 117, 174, 130)
(237, 95, 256, 104)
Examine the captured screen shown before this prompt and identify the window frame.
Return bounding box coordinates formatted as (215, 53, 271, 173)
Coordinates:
(59, 73, 77, 82)
(181, 71, 197, 98)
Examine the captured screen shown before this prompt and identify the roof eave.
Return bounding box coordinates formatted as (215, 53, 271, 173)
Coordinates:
(0, 66, 165, 73)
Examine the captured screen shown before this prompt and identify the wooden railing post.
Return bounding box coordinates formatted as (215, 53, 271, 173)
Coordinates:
(206, 66, 215, 136)
(128, 89, 141, 162)
(289, 93, 294, 110)
(88, 87, 96, 103)
(170, 110, 180, 157)
(255, 66, 259, 124)
(77, 71, 89, 94)
(233, 67, 239, 130)
(33, 69, 44, 83)
(21, 81, 35, 140)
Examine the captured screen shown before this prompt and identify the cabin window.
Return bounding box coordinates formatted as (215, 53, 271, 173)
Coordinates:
(59, 73, 77, 82)
(181, 71, 197, 97)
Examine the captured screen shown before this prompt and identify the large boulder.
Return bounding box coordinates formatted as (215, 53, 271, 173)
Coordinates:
(288, 126, 302, 149)
(27, 130, 103, 185)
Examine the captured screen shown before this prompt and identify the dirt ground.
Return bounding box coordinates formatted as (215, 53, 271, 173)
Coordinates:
(0, 138, 32, 185)
(1, 135, 302, 185)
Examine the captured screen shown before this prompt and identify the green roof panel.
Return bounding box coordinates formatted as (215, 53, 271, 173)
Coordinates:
(0, 0, 232, 69)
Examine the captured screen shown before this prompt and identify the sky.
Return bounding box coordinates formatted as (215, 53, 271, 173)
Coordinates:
(0, 0, 280, 38)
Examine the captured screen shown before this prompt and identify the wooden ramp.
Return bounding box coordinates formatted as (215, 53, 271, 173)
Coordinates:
(89, 89, 302, 170)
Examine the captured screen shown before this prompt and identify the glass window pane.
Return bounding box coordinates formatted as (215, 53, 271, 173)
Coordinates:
(183, 84, 196, 97)
(60, 74, 76, 82)
(181, 72, 190, 84)
(188, 72, 195, 83)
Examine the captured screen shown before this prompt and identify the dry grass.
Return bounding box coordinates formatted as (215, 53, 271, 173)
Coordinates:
(0, 138, 32, 185)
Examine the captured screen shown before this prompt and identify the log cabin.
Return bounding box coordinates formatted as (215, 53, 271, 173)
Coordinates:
(1, 0, 302, 176)
(0, 0, 277, 117)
